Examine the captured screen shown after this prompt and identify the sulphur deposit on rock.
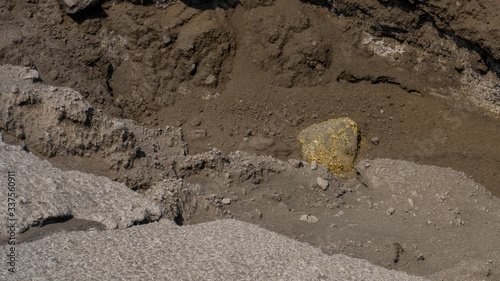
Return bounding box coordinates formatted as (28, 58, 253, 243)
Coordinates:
(298, 117, 359, 172)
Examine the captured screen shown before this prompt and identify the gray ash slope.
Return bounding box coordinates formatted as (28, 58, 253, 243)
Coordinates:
(0, 219, 426, 280)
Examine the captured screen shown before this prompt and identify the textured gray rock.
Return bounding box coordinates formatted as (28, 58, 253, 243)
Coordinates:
(0, 219, 426, 280)
(0, 139, 161, 235)
(57, 0, 101, 14)
(316, 176, 329, 190)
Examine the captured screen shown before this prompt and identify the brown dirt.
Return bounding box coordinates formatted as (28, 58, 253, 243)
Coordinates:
(1, 0, 500, 279)
(1, 0, 498, 195)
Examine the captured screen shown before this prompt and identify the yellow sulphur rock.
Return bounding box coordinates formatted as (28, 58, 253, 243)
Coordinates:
(298, 117, 359, 172)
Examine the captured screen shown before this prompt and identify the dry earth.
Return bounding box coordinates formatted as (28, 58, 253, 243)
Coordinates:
(1, 0, 500, 280)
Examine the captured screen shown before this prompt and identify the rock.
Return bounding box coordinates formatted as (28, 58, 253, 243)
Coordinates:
(0, 140, 162, 235)
(311, 160, 318, 170)
(317, 177, 329, 190)
(189, 63, 197, 75)
(300, 214, 319, 223)
(371, 137, 380, 145)
(386, 207, 395, 215)
(163, 34, 173, 45)
(144, 179, 204, 221)
(288, 159, 303, 168)
(57, 0, 101, 14)
(221, 198, 232, 205)
(298, 117, 359, 172)
(255, 209, 263, 219)
(204, 74, 217, 86)
(21, 68, 39, 81)
(187, 129, 207, 140)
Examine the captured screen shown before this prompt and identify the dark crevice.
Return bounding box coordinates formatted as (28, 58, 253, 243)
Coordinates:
(1, 218, 106, 246)
(30, 215, 74, 230)
(393, 242, 404, 265)
(132, 216, 155, 226)
(299, 0, 330, 9)
(67, 6, 109, 24)
(378, 0, 414, 13)
(173, 214, 184, 226)
(337, 71, 422, 96)
(124, 0, 240, 10)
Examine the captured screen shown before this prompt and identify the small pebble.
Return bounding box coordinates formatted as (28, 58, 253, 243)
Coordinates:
(255, 209, 262, 219)
(311, 160, 318, 170)
(300, 214, 319, 223)
(204, 74, 217, 86)
(317, 177, 329, 191)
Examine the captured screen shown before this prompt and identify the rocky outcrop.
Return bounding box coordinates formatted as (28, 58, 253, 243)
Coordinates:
(304, 0, 500, 72)
(0, 219, 426, 280)
(0, 136, 161, 235)
(0, 65, 186, 190)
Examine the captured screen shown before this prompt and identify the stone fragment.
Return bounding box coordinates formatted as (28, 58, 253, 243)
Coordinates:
(204, 74, 217, 86)
(21, 69, 39, 81)
(317, 177, 329, 190)
(311, 160, 318, 170)
(371, 137, 380, 145)
(187, 129, 207, 140)
(298, 117, 359, 172)
(300, 214, 319, 223)
(255, 209, 262, 219)
(222, 198, 232, 205)
(57, 0, 101, 14)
